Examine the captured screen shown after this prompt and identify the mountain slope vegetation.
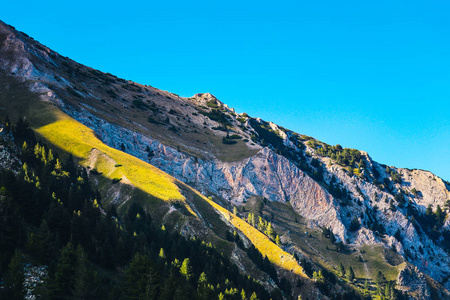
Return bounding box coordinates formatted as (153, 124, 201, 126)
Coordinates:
(1, 20, 450, 299)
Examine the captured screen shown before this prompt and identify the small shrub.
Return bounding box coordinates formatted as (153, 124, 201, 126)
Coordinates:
(229, 134, 242, 139)
(349, 217, 360, 231)
(211, 126, 227, 131)
(90, 168, 102, 175)
(112, 178, 122, 184)
(147, 116, 159, 124)
(132, 100, 150, 110)
(222, 137, 237, 145)
(206, 100, 219, 108)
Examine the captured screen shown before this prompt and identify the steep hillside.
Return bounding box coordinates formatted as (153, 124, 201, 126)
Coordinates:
(1, 20, 450, 299)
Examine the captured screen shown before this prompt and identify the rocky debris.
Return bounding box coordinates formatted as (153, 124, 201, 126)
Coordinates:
(24, 264, 48, 300)
(397, 264, 431, 299)
(0, 128, 21, 173)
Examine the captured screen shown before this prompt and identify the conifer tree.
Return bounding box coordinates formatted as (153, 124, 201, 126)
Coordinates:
(52, 241, 77, 299)
(241, 288, 247, 300)
(2, 249, 25, 300)
(330, 233, 336, 244)
(180, 258, 193, 281)
(313, 270, 325, 284)
(159, 248, 166, 259)
(258, 216, 265, 231)
(338, 262, 346, 277)
(265, 222, 275, 240)
(436, 205, 444, 225)
(122, 252, 158, 299)
(72, 245, 90, 299)
(275, 235, 281, 246)
(250, 291, 259, 300)
(346, 266, 355, 282)
(197, 272, 210, 299)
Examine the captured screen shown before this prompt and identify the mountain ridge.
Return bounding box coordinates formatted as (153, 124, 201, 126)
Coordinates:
(1, 20, 450, 299)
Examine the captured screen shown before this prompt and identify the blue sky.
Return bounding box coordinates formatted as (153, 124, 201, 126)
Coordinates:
(2, 1, 449, 181)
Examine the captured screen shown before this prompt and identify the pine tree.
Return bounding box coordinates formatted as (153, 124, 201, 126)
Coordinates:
(2, 249, 25, 300)
(197, 272, 210, 299)
(275, 235, 281, 246)
(26, 219, 54, 264)
(376, 270, 387, 295)
(172, 258, 181, 269)
(250, 292, 259, 300)
(330, 233, 336, 244)
(247, 213, 256, 227)
(349, 216, 360, 231)
(363, 279, 369, 296)
(338, 262, 346, 277)
(346, 266, 355, 282)
(159, 248, 166, 259)
(241, 288, 247, 300)
(436, 205, 444, 225)
(265, 222, 275, 240)
(180, 258, 193, 281)
(257, 216, 265, 231)
(313, 270, 325, 284)
(426, 204, 433, 216)
(122, 253, 159, 299)
(72, 245, 90, 299)
(52, 241, 77, 299)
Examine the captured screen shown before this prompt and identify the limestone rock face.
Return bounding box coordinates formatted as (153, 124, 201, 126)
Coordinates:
(399, 168, 450, 211)
(65, 106, 349, 240)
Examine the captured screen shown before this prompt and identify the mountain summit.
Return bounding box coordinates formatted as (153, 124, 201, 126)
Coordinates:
(1, 20, 450, 299)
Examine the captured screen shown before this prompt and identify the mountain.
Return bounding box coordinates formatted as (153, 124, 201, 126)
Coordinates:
(1, 20, 450, 299)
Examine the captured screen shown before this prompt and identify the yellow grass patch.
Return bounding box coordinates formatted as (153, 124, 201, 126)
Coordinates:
(195, 191, 307, 278)
(34, 109, 186, 203)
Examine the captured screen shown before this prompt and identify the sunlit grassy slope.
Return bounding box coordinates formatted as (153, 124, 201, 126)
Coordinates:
(31, 103, 306, 278)
(35, 108, 185, 203)
(189, 189, 307, 278)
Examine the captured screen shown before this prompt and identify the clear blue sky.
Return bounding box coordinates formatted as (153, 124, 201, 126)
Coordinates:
(2, 1, 449, 181)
